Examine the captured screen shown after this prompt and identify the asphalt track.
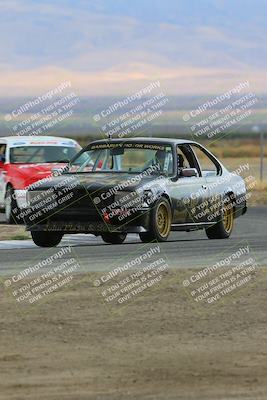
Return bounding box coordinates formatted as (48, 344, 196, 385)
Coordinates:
(0, 207, 266, 275)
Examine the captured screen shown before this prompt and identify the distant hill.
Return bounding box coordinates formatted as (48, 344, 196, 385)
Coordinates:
(1, 95, 267, 139)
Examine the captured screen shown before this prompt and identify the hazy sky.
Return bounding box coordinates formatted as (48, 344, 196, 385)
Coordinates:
(0, 0, 267, 96)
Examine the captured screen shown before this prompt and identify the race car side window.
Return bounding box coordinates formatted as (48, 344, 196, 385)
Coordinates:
(190, 145, 221, 177)
(0, 144, 6, 163)
(176, 145, 201, 177)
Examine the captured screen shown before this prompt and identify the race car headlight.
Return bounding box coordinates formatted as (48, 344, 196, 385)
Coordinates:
(143, 189, 154, 204)
(114, 191, 142, 208)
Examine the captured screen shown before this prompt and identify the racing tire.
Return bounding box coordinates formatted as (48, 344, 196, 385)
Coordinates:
(139, 198, 172, 243)
(5, 186, 20, 224)
(101, 232, 127, 244)
(31, 231, 63, 247)
(205, 197, 234, 239)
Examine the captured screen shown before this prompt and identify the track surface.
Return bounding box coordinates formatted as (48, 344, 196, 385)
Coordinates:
(0, 207, 266, 274)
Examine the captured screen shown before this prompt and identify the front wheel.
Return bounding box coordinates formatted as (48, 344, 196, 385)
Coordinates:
(205, 198, 234, 239)
(31, 231, 63, 247)
(5, 186, 20, 224)
(101, 232, 127, 244)
(139, 198, 172, 243)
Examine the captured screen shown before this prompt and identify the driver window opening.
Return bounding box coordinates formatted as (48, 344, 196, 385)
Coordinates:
(176, 145, 200, 177)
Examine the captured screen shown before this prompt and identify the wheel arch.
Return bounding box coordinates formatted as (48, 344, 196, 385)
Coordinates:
(159, 193, 174, 218)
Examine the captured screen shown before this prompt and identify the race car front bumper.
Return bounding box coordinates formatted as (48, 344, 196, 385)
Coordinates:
(25, 207, 151, 234)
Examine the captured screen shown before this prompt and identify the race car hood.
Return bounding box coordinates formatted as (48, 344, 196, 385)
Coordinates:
(28, 172, 168, 193)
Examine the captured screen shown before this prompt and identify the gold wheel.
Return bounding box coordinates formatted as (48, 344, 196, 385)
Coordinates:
(156, 202, 171, 238)
(222, 202, 234, 234)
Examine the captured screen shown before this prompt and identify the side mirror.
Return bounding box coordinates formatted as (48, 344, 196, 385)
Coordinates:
(181, 168, 198, 178)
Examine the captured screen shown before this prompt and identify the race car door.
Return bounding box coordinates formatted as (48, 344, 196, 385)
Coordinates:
(189, 144, 223, 224)
(170, 144, 210, 225)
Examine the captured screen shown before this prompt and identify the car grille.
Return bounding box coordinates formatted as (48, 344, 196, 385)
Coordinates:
(48, 190, 115, 222)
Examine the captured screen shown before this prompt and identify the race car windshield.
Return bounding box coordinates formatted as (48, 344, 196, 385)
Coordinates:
(67, 144, 174, 176)
(10, 146, 80, 164)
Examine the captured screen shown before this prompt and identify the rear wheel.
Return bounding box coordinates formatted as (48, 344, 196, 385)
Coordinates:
(139, 198, 172, 243)
(205, 197, 234, 239)
(101, 232, 127, 244)
(31, 231, 63, 247)
(5, 186, 20, 224)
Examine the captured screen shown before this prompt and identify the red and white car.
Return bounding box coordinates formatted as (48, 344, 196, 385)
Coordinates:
(0, 136, 81, 223)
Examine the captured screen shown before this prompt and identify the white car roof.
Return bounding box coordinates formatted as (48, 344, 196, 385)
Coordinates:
(0, 136, 79, 147)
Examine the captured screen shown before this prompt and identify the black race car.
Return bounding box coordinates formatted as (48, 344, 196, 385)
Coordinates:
(25, 138, 247, 247)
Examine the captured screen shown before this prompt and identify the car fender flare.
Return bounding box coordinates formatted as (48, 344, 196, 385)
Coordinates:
(223, 190, 236, 217)
(159, 193, 174, 217)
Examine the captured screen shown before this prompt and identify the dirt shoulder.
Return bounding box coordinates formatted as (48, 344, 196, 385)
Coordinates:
(0, 224, 30, 240)
(0, 269, 266, 400)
